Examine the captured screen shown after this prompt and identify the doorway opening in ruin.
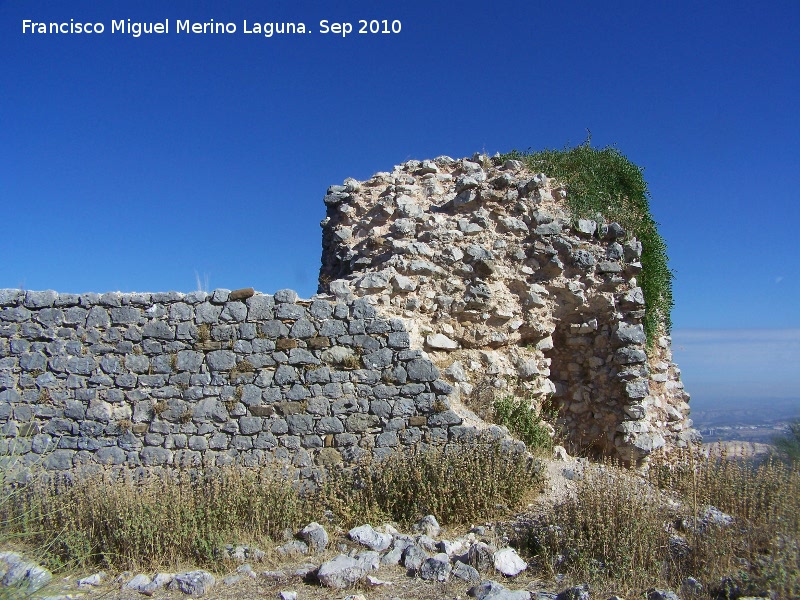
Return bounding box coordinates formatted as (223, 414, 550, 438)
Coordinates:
(545, 300, 623, 459)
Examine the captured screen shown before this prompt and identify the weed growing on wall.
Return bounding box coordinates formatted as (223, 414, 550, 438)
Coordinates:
(500, 144, 673, 347)
(493, 394, 554, 453)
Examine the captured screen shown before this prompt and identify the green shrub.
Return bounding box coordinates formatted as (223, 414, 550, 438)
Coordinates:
(500, 143, 673, 347)
(774, 419, 800, 466)
(493, 395, 554, 453)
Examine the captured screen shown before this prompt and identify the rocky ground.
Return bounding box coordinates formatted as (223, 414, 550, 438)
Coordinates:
(5, 509, 573, 600)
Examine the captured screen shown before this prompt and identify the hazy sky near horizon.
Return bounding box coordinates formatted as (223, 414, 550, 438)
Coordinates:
(2, 2, 798, 408)
(672, 329, 800, 411)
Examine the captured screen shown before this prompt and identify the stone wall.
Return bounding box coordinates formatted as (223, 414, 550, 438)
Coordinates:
(318, 155, 698, 463)
(0, 154, 699, 473)
(0, 288, 507, 475)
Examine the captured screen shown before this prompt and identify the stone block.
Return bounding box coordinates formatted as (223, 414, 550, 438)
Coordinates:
(207, 350, 236, 371)
(239, 416, 263, 435)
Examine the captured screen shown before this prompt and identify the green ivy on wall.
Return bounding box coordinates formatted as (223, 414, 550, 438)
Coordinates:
(499, 143, 673, 348)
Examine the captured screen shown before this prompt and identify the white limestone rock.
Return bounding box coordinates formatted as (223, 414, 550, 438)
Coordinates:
(493, 547, 527, 577)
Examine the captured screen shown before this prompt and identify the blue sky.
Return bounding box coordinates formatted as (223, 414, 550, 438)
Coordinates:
(2, 1, 798, 413)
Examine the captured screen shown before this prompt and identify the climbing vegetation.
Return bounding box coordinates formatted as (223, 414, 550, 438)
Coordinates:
(499, 143, 673, 347)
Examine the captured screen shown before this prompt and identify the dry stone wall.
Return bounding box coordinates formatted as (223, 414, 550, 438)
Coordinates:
(0, 288, 513, 476)
(318, 155, 698, 463)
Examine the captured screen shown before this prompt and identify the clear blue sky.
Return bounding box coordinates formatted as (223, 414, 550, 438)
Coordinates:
(2, 1, 799, 410)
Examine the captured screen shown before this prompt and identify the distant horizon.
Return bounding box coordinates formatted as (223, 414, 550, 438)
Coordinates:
(690, 395, 800, 416)
(672, 328, 800, 421)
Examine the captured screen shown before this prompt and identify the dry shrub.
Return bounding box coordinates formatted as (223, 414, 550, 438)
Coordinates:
(527, 450, 800, 598)
(529, 464, 669, 593)
(4, 467, 314, 571)
(324, 440, 543, 527)
(650, 448, 800, 598)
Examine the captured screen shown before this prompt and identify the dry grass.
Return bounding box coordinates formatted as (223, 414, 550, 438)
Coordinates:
(7, 431, 797, 599)
(1, 440, 541, 574)
(323, 441, 543, 527)
(522, 448, 800, 598)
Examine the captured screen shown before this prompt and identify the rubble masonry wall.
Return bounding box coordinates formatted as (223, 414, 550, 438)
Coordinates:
(317, 155, 697, 463)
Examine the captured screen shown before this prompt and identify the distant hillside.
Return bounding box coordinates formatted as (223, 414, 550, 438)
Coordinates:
(702, 440, 776, 460)
(692, 397, 800, 444)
